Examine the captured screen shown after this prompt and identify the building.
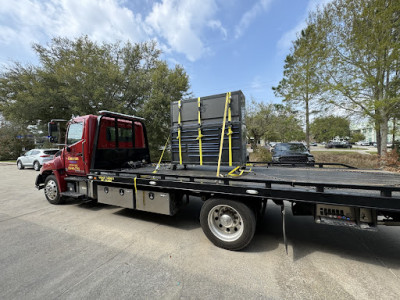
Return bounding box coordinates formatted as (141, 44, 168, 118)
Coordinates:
(351, 120, 399, 144)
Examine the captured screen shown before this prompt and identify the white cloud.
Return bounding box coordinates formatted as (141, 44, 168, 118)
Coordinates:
(208, 20, 227, 40)
(145, 0, 219, 61)
(0, 0, 149, 61)
(234, 0, 273, 39)
(0, 0, 224, 63)
(276, 0, 332, 55)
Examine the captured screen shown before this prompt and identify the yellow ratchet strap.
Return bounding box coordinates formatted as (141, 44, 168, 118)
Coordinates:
(153, 136, 170, 173)
(227, 164, 253, 177)
(216, 92, 230, 177)
(228, 166, 243, 177)
(196, 97, 204, 165)
(134, 177, 137, 196)
(227, 92, 233, 166)
(177, 100, 183, 165)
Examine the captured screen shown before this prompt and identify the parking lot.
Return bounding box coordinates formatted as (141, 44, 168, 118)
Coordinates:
(1, 163, 400, 299)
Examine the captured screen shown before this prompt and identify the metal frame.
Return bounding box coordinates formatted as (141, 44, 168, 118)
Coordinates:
(248, 161, 357, 169)
(90, 111, 151, 169)
(89, 169, 400, 212)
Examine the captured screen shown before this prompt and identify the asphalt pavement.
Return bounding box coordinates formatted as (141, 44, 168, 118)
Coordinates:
(1, 164, 400, 299)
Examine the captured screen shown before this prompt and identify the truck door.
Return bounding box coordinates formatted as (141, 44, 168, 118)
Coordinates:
(64, 122, 86, 175)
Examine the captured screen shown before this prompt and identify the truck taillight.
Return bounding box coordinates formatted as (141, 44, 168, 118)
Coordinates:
(40, 155, 50, 157)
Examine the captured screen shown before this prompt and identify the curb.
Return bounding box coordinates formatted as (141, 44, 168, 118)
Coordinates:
(0, 162, 16, 165)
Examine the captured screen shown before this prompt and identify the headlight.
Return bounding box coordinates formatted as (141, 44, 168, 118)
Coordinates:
(272, 156, 279, 162)
(307, 156, 315, 162)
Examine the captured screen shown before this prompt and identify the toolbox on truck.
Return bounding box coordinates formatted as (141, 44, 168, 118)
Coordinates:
(171, 91, 247, 166)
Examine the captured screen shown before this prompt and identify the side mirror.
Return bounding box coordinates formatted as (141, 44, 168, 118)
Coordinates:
(48, 122, 59, 143)
(66, 146, 71, 152)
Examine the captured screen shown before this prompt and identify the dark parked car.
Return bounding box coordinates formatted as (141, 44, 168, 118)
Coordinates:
(325, 141, 352, 149)
(272, 143, 315, 164)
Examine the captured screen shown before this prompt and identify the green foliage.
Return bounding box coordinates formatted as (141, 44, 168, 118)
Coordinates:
(310, 116, 350, 142)
(0, 124, 34, 160)
(246, 101, 304, 145)
(253, 147, 272, 162)
(316, 0, 400, 155)
(349, 132, 365, 144)
(274, 0, 400, 157)
(245, 100, 274, 149)
(141, 61, 190, 160)
(273, 104, 305, 142)
(0, 36, 190, 159)
(273, 23, 326, 146)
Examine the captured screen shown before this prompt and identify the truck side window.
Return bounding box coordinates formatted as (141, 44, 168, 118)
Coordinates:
(67, 123, 83, 145)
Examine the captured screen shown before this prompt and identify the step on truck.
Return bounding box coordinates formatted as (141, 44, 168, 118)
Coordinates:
(35, 107, 400, 251)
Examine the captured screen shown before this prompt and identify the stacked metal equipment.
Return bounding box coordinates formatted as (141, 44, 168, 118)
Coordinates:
(171, 91, 246, 167)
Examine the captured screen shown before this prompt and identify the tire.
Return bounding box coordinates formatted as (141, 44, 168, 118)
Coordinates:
(44, 175, 64, 204)
(200, 198, 256, 251)
(33, 161, 41, 171)
(17, 160, 24, 170)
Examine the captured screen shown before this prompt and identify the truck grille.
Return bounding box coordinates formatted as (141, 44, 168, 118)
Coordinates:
(279, 156, 308, 163)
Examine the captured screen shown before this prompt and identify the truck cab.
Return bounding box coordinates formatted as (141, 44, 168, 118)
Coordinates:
(36, 111, 150, 200)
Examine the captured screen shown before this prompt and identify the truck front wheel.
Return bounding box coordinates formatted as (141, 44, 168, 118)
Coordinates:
(200, 198, 256, 250)
(44, 175, 64, 204)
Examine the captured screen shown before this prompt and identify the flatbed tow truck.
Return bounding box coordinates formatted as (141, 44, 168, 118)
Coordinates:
(35, 110, 400, 251)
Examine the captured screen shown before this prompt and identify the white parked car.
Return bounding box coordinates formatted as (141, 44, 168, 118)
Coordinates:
(17, 149, 59, 171)
(356, 141, 370, 146)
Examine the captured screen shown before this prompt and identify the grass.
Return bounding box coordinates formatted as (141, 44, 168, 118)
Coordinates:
(312, 152, 380, 169)
(0, 160, 16, 163)
(366, 151, 378, 155)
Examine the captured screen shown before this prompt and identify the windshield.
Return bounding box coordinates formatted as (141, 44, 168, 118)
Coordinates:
(67, 122, 83, 145)
(275, 143, 307, 152)
(44, 150, 59, 155)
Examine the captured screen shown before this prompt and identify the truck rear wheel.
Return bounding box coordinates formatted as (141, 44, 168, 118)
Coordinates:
(200, 198, 256, 250)
(44, 175, 64, 204)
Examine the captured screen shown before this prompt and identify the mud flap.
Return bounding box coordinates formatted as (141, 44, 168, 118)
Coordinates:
(281, 204, 288, 254)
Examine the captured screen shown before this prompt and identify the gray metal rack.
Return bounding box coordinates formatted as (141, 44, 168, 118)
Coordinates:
(171, 91, 246, 166)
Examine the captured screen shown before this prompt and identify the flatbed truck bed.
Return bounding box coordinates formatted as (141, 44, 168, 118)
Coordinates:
(91, 164, 400, 203)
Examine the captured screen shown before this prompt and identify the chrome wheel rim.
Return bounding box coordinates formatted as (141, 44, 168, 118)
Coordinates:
(45, 180, 58, 201)
(208, 205, 244, 242)
(34, 162, 40, 170)
(17, 161, 22, 169)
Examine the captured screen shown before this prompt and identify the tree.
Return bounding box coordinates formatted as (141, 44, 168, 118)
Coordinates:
(349, 132, 366, 144)
(310, 116, 350, 142)
(0, 123, 34, 160)
(245, 100, 275, 149)
(0, 36, 190, 160)
(272, 104, 305, 142)
(317, 0, 400, 158)
(273, 23, 325, 148)
(141, 61, 190, 159)
(246, 101, 304, 147)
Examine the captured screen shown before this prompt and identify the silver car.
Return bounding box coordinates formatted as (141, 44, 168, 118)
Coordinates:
(17, 149, 59, 171)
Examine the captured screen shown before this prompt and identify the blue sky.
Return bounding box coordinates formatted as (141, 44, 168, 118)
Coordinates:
(0, 0, 330, 104)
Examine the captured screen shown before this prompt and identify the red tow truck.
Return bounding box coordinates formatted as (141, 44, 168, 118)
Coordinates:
(36, 110, 400, 251)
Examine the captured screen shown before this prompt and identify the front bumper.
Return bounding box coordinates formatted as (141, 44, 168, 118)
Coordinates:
(35, 174, 45, 190)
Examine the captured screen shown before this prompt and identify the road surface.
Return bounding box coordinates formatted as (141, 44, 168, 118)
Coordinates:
(0, 163, 399, 299)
